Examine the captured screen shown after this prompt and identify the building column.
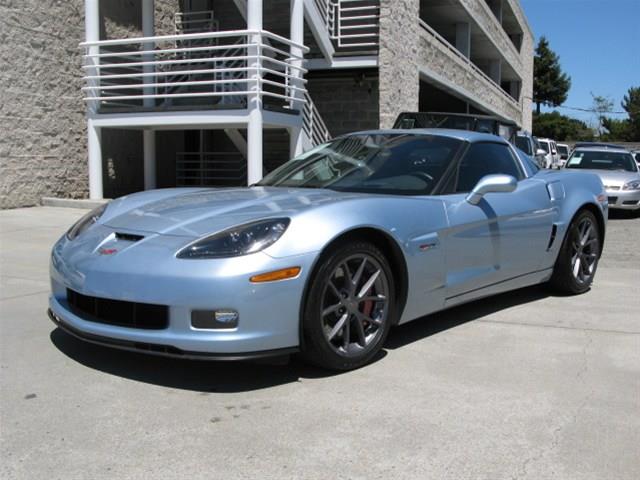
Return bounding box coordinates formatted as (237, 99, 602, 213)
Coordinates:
(509, 80, 521, 101)
(455, 22, 471, 58)
(143, 130, 156, 190)
(85, 0, 100, 114)
(488, 0, 503, 24)
(87, 119, 103, 200)
(85, 0, 103, 199)
(247, 0, 263, 185)
(289, 0, 304, 157)
(142, 0, 155, 107)
(142, 0, 156, 190)
(489, 59, 502, 85)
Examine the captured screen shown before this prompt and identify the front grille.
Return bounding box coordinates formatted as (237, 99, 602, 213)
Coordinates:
(623, 200, 639, 205)
(605, 185, 621, 191)
(608, 196, 618, 204)
(66, 289, 168, 330)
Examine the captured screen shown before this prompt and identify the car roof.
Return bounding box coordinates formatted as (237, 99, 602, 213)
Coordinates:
(343, 128, 509, 144)
(573, 146, 630, 153)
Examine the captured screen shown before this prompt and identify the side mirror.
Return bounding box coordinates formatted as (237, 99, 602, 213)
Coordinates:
(536, 149, 547, 156)
(466, 174, 517, 205)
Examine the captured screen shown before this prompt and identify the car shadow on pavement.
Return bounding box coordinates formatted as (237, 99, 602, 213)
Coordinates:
(49, 328, 357, 393)
(385, 285, 550, 350)
(50, 284, 550, 393)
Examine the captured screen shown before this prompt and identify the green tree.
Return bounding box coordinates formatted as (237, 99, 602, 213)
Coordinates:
(533, 111, 593, 141)
(533, 37, 571, 114)
(622, 86, 640, 140)
(601, 117, 631, 141)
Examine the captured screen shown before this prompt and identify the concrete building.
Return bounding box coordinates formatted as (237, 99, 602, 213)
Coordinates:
(0, 0, 533, 207)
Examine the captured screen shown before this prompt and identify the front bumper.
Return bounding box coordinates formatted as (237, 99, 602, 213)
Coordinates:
(48, 308, 298, 360)
(49, 226, 319, 357)
(606, 189, 640, 210)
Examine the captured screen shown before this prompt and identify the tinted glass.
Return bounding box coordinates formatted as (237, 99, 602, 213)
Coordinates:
(257, 134, 463, 195)
(539, 141, 550, 153)
(516, 148, 540, 175)
(566, 150, 637, 172)
(557, 145, 569, 156)
(515, 136, 532, 155)
(455, 143, 522, 193)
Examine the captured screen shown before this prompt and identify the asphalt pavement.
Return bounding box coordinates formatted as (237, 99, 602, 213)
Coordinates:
(1, 206, 638, 480)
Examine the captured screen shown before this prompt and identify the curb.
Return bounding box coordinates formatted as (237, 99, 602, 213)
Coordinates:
(41, 197, 110, 210)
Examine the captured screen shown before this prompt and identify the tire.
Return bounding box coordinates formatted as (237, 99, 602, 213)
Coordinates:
(301, 241, 395, 371)
(549, 209, 601, 294)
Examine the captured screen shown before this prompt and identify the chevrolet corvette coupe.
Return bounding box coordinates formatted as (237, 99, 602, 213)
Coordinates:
(49, 130, 608, 370)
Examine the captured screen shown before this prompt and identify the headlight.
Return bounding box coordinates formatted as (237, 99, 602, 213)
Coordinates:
(66, 203, 108, 241)
(622, 180, 640, 191)
(177, 218, 290, 259)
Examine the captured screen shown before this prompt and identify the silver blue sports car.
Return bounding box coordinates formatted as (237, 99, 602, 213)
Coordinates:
(49, 130, 608, 370)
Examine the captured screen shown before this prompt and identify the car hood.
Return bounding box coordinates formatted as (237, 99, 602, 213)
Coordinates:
(572, 169, 640, 187)
(103, 187, 361, 238)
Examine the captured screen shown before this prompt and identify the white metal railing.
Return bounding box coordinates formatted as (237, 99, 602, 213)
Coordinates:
(80, 29, 309, 111)
(314, 0, 380, 50)
(419, 20, 519, 106)
(303, 91, 332, 147)
(174, 10, 217, 35)
(176, 151, 246, 186)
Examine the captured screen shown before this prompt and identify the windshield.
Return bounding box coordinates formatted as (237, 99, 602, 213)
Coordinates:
(566, 150, 638, 172)
(257, 134, 464, 195)
(539, 141, 550, 153)
(515, 136, 532, 155)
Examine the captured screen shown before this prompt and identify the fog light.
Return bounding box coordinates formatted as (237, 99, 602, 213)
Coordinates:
(191, 309, 239, 329)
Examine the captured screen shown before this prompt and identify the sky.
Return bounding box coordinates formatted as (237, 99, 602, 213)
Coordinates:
(520, 0, 640, 125)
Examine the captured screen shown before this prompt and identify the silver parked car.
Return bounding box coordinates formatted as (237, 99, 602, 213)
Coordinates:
(515, 132, 547, 168)
(565, 147, 640, 211)
(49, 130, 608, 370)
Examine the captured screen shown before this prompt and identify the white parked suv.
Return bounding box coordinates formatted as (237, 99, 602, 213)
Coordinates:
(557, 143, 570, 168)
(537, 138, 560, 168)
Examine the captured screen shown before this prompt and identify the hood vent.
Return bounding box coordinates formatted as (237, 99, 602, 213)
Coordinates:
(115, 232, 145, 242)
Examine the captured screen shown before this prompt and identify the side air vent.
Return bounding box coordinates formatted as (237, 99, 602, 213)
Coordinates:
(115, 232, 145, 242)
(547, 224, 558, 250)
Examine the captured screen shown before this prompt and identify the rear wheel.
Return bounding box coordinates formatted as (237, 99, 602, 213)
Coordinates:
(549, 210, 601, 294)
(301, 241, 395, 371)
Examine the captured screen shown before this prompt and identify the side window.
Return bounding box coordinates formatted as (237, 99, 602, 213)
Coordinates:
(454, 143, 522, 193)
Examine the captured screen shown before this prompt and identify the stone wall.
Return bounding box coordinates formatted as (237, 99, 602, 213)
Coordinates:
(0, 0, 88, 209)
(519, 23, 534, 131)
(306, 71, 380, 136)
(378, 0, 420, 129)
(0, 0, 182, 209)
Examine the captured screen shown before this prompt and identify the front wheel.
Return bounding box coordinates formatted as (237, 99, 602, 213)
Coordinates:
(301, 241, 395, 371)
(549, 210, 601, 294)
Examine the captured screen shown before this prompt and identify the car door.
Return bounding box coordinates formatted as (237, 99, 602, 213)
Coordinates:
(551, 140, 560, 167)
(440, 141, 554, 300)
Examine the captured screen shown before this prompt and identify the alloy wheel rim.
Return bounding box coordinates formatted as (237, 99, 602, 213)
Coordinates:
(570, 217, 599, 285)
(320, 254, 389, 357)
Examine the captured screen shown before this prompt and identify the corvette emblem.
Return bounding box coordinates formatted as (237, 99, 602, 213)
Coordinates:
(99, 248, 118, 255)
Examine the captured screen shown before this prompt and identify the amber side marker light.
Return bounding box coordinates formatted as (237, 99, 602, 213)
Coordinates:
(250, 267, 301, 283)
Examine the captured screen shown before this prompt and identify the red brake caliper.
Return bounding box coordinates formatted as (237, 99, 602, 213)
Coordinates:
(362, 288, 374, 327)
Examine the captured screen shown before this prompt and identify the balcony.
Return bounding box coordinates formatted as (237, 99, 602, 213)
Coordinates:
(312, 0, 380, 56)
(459, 0, 522, 72)
(418, 20, 521, 124)
(81, 29, 308, 115)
